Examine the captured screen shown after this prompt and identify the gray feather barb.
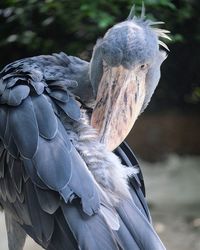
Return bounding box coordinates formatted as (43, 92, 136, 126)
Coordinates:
(141, 2, 146, 19)
(127, 4, 135, 20)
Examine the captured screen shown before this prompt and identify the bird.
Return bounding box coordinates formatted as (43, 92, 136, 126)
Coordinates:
(0, 5, 170, 250)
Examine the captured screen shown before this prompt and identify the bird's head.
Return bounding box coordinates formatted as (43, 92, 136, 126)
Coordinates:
(90, 5, 170, 151)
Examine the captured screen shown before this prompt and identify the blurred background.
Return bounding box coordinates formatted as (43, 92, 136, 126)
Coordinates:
(0, 0, 199, 249)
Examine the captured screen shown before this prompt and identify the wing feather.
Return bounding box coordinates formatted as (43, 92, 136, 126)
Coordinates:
(23, 179, 54, 244)
(32, 95, 58, 139)
(32, 134, 72, 191)
(0, 149, 6, 177)
(61, 201, 119, 250)
(7, 136, 18, 158)
(0, 106, 8, 139)
(23, 158, 48, 189)
(48, 89, 69, 102)
(9, 97, 39, 158)
(55, 96, 81, 121)
(11, 159, 23, 193)
(8, 85, 30, 106)
(34, 186, 60, 214)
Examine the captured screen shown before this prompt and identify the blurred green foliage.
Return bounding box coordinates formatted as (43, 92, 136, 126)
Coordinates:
(0, 0, 199, 111)
(0, 0, 197, 57)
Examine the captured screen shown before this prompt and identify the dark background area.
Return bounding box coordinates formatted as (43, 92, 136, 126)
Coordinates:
(0, 0, 200, 160)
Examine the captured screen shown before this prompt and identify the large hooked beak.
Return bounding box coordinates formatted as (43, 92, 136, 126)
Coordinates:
(91, 64, 146, 151)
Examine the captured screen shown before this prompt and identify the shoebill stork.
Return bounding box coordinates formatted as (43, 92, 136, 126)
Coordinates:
(0, 6, 169, 250)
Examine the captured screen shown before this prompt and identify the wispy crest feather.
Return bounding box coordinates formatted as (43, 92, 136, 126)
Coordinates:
(152, 27, 171, 51)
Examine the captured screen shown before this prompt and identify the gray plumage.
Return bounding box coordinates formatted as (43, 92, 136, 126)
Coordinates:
(0, 7, 168, 250)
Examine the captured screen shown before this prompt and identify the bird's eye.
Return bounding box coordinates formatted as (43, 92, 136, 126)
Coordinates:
(140, 64, 148, 70)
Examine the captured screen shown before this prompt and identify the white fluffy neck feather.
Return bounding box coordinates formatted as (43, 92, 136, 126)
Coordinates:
(65, 111, 138, 205)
